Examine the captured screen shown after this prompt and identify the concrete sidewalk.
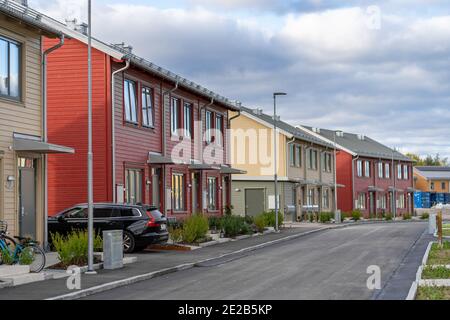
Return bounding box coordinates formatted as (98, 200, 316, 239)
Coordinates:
(0, 224, 326, 300)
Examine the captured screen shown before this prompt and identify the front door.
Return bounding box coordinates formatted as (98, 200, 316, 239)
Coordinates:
(369, 192, 375, 218)
(245, 188, 265, 217)
(18, 157, 36, 239)
(152, 168, 162, 209)
(191, 172, 200, 213)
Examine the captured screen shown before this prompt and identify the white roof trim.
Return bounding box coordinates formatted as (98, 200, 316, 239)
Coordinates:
(241, 110, 293, 139)
(232, 175, 290, 181)
(297, 125, 357, 156)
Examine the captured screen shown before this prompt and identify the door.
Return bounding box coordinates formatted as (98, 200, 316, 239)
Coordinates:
(191, 172, 200, 213)
(18, 158, 36, 239)
(369, 192, 375, 218)
(245, 189, 265, 217)
(152, 168, 162, 209)
(222, 176, 229, 213)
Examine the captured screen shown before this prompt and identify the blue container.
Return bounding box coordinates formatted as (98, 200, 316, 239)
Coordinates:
(445, 193, 450, 204)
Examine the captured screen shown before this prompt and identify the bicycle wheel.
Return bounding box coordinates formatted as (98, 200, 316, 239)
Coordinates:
(20, 245, 46, 273)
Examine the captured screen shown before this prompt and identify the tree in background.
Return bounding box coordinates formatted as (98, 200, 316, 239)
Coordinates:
(406, 153, 449, 166)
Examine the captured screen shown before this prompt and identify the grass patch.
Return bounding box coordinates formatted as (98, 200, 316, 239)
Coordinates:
(416, 286, 450, 300)
(427, 242, 450, 265)
(422, 266, 450, 279)
(444, 229, 450, 237)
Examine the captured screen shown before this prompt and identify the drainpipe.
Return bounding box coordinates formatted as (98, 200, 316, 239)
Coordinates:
(351, 155, 360, 212)
(111, 58, 131, 203)
(42, 35, 65, 251)
(161, 81, 179, 214)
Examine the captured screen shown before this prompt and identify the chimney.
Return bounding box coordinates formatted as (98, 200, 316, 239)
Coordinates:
(12, 0, 28, 6)
(65, 18, 77, 30)
(113, 42, 133, 54)
(312, 127, 321, 134)
(336, 131, 344, 138)
(357, 134, 365, 141)
(65, 19, 89, 36)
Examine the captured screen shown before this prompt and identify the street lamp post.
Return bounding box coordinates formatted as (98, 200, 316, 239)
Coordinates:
(273, 92, 286, 232)
(334, 131, 342, 222)
(86, 0, 95, 275)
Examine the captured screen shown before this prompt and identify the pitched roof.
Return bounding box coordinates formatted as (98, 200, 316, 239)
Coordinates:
(415, 167, 450, 180)
(0, 1, 62, 37)
(240, 106, 334, 148)
(302, 127, 412, 162)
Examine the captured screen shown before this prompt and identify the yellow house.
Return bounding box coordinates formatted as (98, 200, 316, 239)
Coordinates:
(414, 167, 450, 193)
(229, 106, 337, 222)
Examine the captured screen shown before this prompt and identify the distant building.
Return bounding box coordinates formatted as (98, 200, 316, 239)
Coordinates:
(414, 167, 450, 193)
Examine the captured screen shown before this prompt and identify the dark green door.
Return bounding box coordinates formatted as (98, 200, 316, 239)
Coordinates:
(245, 189, 265, 217)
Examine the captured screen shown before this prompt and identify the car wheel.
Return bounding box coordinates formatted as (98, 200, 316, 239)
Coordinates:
(123, 231, 136, 253)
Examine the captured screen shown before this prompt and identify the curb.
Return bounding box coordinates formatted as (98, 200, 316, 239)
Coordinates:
(46, 221, 422, 300)
(406, 241, 434, 300)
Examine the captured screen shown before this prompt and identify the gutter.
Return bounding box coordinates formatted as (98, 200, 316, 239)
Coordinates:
(111, 58, 131, 203)
(42, 34, 65, 251)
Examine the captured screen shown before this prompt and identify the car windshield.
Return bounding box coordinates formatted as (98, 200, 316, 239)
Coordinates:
(147, 208, 164, 220)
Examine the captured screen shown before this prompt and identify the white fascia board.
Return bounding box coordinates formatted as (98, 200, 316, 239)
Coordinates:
(232, 175, 290, 182)
(297, 125, 357, 156)
(241, 111, 293, 139)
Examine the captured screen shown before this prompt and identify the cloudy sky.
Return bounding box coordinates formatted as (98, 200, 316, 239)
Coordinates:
(29, 0, 450, 158)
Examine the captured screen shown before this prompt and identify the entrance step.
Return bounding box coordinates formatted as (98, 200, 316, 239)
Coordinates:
(0, 273, 45, 287)
(0, 265, 30, 277)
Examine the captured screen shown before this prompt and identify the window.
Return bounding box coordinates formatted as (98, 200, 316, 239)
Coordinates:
(0, 37, 21, 99)
(184, 102, 193, 138)
(207, 177, 218, 210)
(442, 182, 446, 190)
(205, 110, 213, 144)
(307, 188, 315, 206)
(124, 79, 138, 123)
(364, 161, 370, 178)
(431, 182, 435, 190)
(94, 208, 113, 218)
(215, 115, 223, 146)
(379, 194, 387, 209)
(125, 168, 142, 205)
(403, 165, 409, 180)
(171, 98, 180, 135)
(378, 162, 383, 178)
(308, 149, 318, 170)
(141, 87, 154, 127)
(172, 173, 185, 211)
(356, 193, 366, 210)
(357, 160, 363, 177)
(322, 188, 330, 209)
(289, 144, 295, 167)
(385, 163, 390, 179)
(295, 145, 302, 167)
(397, 164, 402, 180)
(397, 194, 405, 209)
(322, 153, 332, 172)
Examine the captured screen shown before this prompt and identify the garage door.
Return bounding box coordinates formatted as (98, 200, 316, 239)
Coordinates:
(245, 189, 265, 217)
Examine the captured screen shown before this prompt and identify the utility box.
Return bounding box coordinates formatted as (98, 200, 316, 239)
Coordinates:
(103, 230, 123, 270)
(334, 210, 342, 224)
(429, 213, 437, 235)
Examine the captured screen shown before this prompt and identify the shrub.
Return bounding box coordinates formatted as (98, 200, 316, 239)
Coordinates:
(224, 205, 234, 216)
(385, 213, 393, 221)
(221, 215, 248, 238)
(182, 214, 209, 244)
(351, 210, 362, 221)
(208, 216, 222, 231)
(18, 247, 35, 265)
(403, 213, 412, 220)
(244, 215, 254, 225)
(262, 211, 284, 228)
(421, 212, 430, 220)
(168, 226, 183, 244)
(319, 212, 332, 223)
(51, 230, 102, 268)
(0, 247, 14, 265)
(254, 214, 267, 233)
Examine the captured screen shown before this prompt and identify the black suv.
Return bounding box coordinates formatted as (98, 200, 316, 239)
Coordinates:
(48, 203, 168, 253)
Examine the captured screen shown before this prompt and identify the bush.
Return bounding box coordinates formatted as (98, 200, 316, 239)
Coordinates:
(262, 211, 284, 228)
(351, 210, 362, 221)
(403, 213, 412, 220)
(254, 214, 267, 233)
(208, 216, 222, 231)
(421, 212, 430, 220)
(168, 226, 183, 244)
(224, 205, 234, 216)
(0, 247, 14, 265)
(182, 214, 209, 244)
(319, 212, 332, 223)
(385, 213, 393, 221)
(221, 215, 251, 238)
(51, 230, 102, 268)
(244, 215, 254, 225)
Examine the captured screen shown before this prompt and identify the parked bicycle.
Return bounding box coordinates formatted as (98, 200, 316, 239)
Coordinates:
(0, 221, 46, 273)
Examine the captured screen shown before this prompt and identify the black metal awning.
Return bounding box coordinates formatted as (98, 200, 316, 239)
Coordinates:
(368, 186, 384, 192)
(147, 154, 175, 165)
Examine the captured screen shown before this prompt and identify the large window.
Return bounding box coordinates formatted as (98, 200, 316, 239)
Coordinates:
(183, 102, 193, 138)
(308, 149, 318, 170)
(385, 163, 390, 179)
(356, 193, 366, 210)
(379, 194, 387, 209)
(290, 144, 302, 167)
(378, 162, 383, 178)
(403, 165, 409, 180)
(171, 98, 180, 135)
(215, 115, 223, 146)
(397, 164, 402, 180)
(322, 188, 330, 209)
(442, 182, 446, 190)
(364, 161, 370, 178)
(357, 160, 363, 177)
(307, 188, 315, 206)
(397, 194, 405, 209)
(205, 110, 213, 143)
(142, 87, 154, 127)
(207, 177, 218, 211)
(289, 144, 295, 167)
(172, 173, 185, 211)
(0, 37, 21, 100)
(125, 168, 142, 204)
(323, 153, 332, 172)
(124, 79, 138, 123)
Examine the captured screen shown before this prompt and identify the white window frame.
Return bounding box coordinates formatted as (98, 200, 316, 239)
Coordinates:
(385, 163, 390, 179)
(172, 173, 185, 211)
(141, 86, 154, 127)
(403, 165, 409, 180)
(378, 162, 383, 178)
(205, 110, 213, 144)
(183, 102, 192, 138)
(207, 177, 218, 211)
(124, 79, 138, 124)
(364, 161, 370, 178)
(357, 160, 363, 177)
(125, 168, 142, 205)
(171, 97, 180, 136)
(0, 36, 21, 100)
(215, 114, 223, 146)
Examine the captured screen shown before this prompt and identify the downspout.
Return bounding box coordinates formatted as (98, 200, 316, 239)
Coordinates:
(161, 81, 179, 214)
(42, 34, 65, 251)
(111, 58, 131, 203)
(351, 155, 360, 211)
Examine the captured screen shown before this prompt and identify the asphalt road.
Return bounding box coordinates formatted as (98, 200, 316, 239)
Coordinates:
(84, 223, 427, 300)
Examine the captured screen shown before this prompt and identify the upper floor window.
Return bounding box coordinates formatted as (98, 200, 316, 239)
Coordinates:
(124, 79, 138, 123)
(364, 161, 370, 178)
(0, 37, 21, 100)
(308, 149, 318, 170)
(141, 87, 154, 127)
(430, 182, 435, 190)
(323, 153, 332, 172)
(183, 102, 193, 138)
(171, 98, 180, 135)
(295, 145, 302, 167)
(215, 115, 223, 146)
(378, 162, 383, 178)
(290, 144, 302, 167)
(205, 110, 213, 144)
(289, 144, 295, 167)
(357, 160, 363, 177)
(385, 163, 390, 179)
(442, 182, 446, 190)
(403, 165, 409, 180)
(397, 164, 402, 180)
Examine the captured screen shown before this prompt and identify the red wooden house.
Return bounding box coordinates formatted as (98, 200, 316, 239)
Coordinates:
(302, 128, 414, 218)
(44, 20, 242, 218)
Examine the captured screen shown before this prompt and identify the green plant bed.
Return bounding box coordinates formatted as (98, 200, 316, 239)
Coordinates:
(444, 229, 450, 237)
(182, 214, 209, 244)
(422, 266, 450, 279)
(416, 286, 450, 300)
(427, 242, 450, 265)
(221, 215, 252, 238)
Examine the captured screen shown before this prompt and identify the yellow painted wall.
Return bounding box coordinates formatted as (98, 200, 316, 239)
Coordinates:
(414, 172, 450, 192)
(229, 111, 287, 178)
